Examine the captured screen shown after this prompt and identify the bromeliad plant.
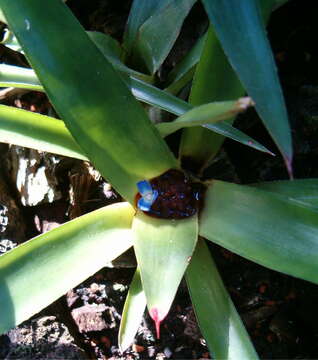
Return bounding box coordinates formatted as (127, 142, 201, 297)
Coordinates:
(0, 0, 317, 358)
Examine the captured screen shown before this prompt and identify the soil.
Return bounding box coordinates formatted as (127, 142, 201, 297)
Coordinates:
(0, 0, 318, 359)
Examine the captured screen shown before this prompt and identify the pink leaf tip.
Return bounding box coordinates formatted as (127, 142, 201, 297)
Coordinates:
(149, 307, 167, 339)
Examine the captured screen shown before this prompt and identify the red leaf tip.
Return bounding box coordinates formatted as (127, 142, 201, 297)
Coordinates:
(149, 307, 167, 339)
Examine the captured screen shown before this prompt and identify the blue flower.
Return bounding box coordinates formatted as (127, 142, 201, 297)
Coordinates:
(137, 180, 158, 212)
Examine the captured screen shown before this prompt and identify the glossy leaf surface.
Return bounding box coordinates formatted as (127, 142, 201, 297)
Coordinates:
(0, 105, 87, 160)
(1, 0, 177, 204)
(200, 181, 318, 284)
(202, 0, 293, 170)
(0, 202, 135, 334)
(132, 211, 198, 336)
(186, 239, 259, 359)
(118, 267, 146, 352)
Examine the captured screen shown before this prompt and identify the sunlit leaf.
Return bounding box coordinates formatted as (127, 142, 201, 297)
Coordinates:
(200, 181, 318, 284)
(0, 104, 87, 160)
(132, 211, 198, 337)
(1, 0, 177, 204)
(157, 97, 254, 137)
(0, 202, 135, 334)
(186, 238, 259, 359)
(118, 267, 146, 352)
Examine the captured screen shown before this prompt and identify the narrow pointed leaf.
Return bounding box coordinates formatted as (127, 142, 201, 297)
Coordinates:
(0, 202, 135, 334)
(180, 26, 244, 171)
(186, 239, 259, 359)
(202, 0, 293, 168)
(132, 212, 198, 336)
(165, 32, 207, 94)
(1, 0, 177, 204)
(157, 97, 254, 137)
(255, 179, 318, 210)
(118, 267, 146, 352)
(200, 181, 318, 284)
(0, 104, 87, 160)
(132, 0, 196, 74)
(0, 63, 271, 156)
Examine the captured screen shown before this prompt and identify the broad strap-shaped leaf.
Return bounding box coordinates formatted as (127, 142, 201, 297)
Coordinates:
(255, 179, 318, 210)
(202, 0, 293, 172)
(118, 267, 146, 352)
(128, 0, 196, 74)
(132, 211, 198, 337)
(186, 238, 259, 359)
(0, 64, 272, 157)
(0, 202, 134, 334)
(200, 181, 318, 284)
(157, 97, 254, 138)
(1, 0, 177, 204)
(180, 26, 245, 172)
(0, 64, 42, 91)
(0, 104, 87, 160)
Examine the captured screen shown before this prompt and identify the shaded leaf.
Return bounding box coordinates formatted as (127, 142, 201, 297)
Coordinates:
(0, 202, 134, 334)
(165, 32, 207, 94)
(0, 64, 42, 91)
(179, 26, 244, 172)
(133, 0, 196, 74)
(186, 238, 259, 359)
(202, 0, 293, 171)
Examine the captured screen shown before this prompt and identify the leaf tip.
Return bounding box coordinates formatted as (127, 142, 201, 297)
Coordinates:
(149, 307, 166, 339)
(285, 156, 294, 179)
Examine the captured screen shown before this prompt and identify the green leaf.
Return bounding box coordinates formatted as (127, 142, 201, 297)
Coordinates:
(0, 104, 87, 160)
(132, 211, 198, 337)
(118, 267, 146, 352)
(0, 202, 135, 334)
(1, 0, 177, 204)
(87, 31, 152, 82)
(0, 64, 42, 91)
(0, 64, 271, 157)
(202, 0, 293, 172)
(186, 239, 259, 360)
(123, 0, 170, 56)
(200, 181, 318, 285)
(179, 26, 245, 172)
(165, 32, 207, 95)
(132, 0, 196, 74)
(255, 179, 318, 210)
(157, 97, 254, 137)
(1, 29, 23, 53)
